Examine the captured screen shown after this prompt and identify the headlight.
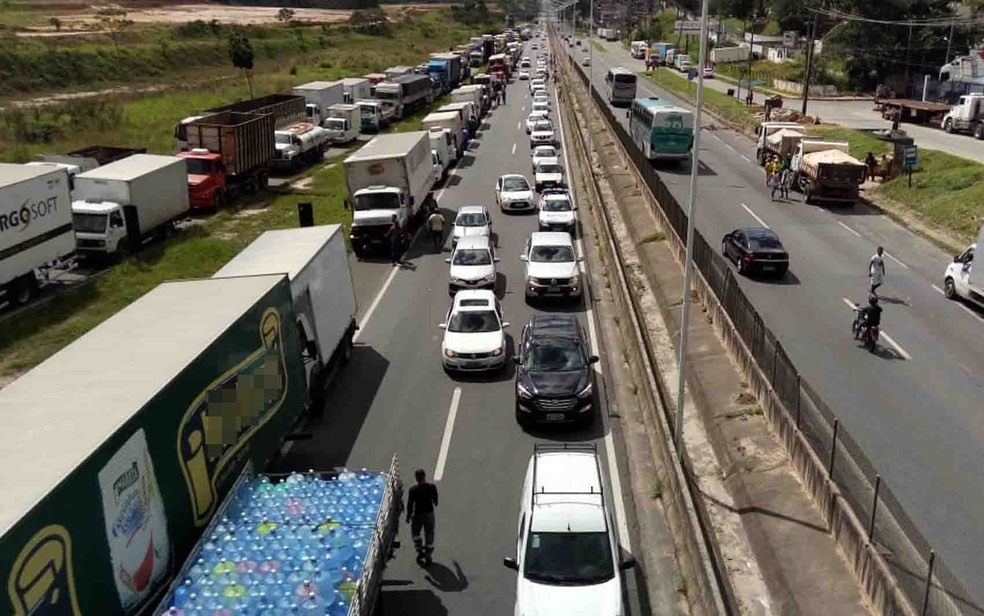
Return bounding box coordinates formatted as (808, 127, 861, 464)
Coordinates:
(444, 349, 457, 358)
(491, 347, 503, 357)
(527, 276, 537, 286)
(483, 272, 496, 282)
(517, 382, 534, 398)
(569, 275, 581, 286)
(577, 382, 593, 398)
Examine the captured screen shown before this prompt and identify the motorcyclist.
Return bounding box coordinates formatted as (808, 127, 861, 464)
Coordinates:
(855, 294, 882, 334)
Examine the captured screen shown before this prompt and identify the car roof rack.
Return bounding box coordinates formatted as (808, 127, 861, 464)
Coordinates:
(530, 443, 606, 514)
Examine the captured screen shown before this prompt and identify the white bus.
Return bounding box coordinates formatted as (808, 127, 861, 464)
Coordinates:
(628, 97, 694, 162)
(604, 67, 638, 106)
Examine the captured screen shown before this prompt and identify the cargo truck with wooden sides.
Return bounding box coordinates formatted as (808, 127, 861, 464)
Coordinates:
(204, 93, 306, 130)
(177, 111, 275, 209)
(791, 140, 866, 205)
(0, 164, 74, 306)
(374, 74, 434, 120)
(344, 131, 436, 257)
(755, 122, 807, 165)
(72, 154, 189, 257)
(0, 274, 308, 616)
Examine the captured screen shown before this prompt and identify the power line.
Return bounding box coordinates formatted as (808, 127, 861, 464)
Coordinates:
(808, 7, 984, 28)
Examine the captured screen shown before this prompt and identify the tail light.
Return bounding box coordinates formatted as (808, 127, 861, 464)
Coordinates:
(744, 252, 755, 261)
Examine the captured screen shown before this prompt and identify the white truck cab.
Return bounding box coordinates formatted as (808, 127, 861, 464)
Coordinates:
(942, 93, 984, 139)
(504, 444, 634, 616)
(324, 104, 361, 144)
(274, 122, 329, 168)
(944, 223, 984, 308)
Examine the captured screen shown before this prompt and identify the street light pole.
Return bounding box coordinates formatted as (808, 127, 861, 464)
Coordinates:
(673, 0, 711, 454)
(587, 0, 593, 163)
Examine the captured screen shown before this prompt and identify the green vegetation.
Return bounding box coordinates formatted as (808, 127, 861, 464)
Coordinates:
(641, 69, 760, 132)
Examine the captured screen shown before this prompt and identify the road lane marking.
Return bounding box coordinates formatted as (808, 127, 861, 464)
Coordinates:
(512, 142, 517, 155)
(517, 121, 522, 130)
(741, 154, 752, 163)
(741, 203, 769, 229)
(837, 220, 862, 238)
(433, 387, 462, 482)
(885, 251, 909, 270)
(842, 298, 911, 360)
(554, 78, 632, 553)
(723, 142, 736, 152)
(932, 285, 984, 321)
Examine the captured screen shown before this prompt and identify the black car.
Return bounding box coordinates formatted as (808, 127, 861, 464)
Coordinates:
(722, 227, 789, 277)
(514, 314, 599, 428)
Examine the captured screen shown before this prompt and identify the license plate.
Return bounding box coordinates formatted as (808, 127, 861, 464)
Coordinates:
(545, 413, 565, 421)
(761, 264, 775, 270)
(465, 361, 481, 368)
(547, 286, 560, 293)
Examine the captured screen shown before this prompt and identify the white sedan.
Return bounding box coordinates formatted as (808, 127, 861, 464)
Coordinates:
(451, 205, 492, 247)
(529, 78, 546, 92)
(534, 157, 565, 192)
(518, 70, 531, 80)
(446, 235, 498, 293)
(495, 174, 535, 212)
(531, 144, 558, 170)
(439, 290, 508, 372)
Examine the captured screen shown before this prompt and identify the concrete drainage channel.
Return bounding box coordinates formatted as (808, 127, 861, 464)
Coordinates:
(550, 32, 732, 615)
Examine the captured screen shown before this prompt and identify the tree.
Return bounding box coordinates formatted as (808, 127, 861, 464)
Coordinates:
(49, 17, 62, 32)
(95, 8, 133, 55)
(277, 7, 295, 24)
(228, 32, 255, 99)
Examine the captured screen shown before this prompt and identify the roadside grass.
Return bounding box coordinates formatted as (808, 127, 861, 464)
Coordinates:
(641, 69, 759, 132)
(812, 126, 891, 159)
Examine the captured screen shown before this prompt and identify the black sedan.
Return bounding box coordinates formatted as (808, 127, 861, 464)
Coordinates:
(514, 314, 599, 428)
(722, 227, 789, 277)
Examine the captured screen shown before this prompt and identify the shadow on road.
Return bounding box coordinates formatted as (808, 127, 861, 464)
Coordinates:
(379, 588, 448, 615)
(424, 560, 469, 592)
(281, 345, 390, 470)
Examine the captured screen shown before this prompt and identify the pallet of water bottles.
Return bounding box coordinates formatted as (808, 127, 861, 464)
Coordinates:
(155, 456, 403, 616)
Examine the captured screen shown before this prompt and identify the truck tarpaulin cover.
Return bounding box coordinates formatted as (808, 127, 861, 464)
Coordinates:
(801, 149, 865, 166)
(0, 275, 307, 616)
(766, 127, 807, 155)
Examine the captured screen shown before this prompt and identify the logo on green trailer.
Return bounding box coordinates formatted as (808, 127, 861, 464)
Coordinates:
(7, 525, 81, 616)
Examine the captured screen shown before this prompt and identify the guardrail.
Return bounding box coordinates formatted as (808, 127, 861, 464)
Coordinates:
(566, 54, 981, 616)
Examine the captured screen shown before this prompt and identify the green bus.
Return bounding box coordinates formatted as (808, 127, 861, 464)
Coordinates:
(628, 97, 694, 162)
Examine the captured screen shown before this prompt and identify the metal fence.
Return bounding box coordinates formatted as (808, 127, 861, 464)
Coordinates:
(567, 58, 982, 616)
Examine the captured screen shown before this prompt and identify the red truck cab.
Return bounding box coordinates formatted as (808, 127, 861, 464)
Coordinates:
(177, 149, 226, 210)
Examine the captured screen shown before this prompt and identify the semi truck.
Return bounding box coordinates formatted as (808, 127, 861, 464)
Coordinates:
(72, 154, 189, 257)
(0, 274, 308, 616)
(274, 122, 330, 169)
(344, 131, 436, 257)
(324, 103, 361, 143)
(755, 122, 807, 165)
(340, 77, 371, 104)
(941, 93, 984, 139)
(0, 164, 74, 306)
(428, 52, 464, 93)
(943, 221, 983, 309)
(177, 111, 275, 209)
(375, 74, 434, 120)
(422, 111, 466, 159)
(214, 225, 357, 411)
(292, 81, 344, 127)
(791, 140, 866, 205)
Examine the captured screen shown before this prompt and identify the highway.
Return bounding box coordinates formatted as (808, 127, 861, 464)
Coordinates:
(564, 30, 984, 603)
(283, 39, 658, 615)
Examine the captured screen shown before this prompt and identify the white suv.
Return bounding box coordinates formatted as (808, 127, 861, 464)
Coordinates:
(521, 231, 582, 301)
(504, 444, 634, 616)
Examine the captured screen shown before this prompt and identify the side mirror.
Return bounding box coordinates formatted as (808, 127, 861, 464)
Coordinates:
(954, 254, 961, 263)
(619, 554, 637, 570)
(589, 355, 600, 364)
(503, 557, 519, 570)
(444, 258, 452, 263)
(502, 321, 511, 328)
(520, 254, 528, 261)
(438, 323, 447, 329)
(494, 257, 501, 262)
(577, 256, 585, 262)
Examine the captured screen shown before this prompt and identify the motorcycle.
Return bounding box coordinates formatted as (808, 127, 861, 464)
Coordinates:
(851, 307, 880, 352)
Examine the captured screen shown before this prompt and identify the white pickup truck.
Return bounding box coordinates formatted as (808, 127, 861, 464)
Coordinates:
(944, 222, 984, 309)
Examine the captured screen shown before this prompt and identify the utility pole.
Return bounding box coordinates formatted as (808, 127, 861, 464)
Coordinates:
(801, 13, 819, 115)
(944, 10, 955, 65)
(737, 16, 747, 102)
(746, 18, 755, 105)
(903, 22, 914, 95)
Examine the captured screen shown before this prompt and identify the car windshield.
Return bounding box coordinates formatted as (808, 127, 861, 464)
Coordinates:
(534, 122, 553, 131)
(749, 236, 782, 250)
(537, 164, 563, 174)
(525, 340, 585, 371)
(534, 148, 556, 158)
(502, 177, 530, 192)
(456, 213, 487, 227)
(452, 249, 492, 266)
(530, 244, 575, 262)
(524, 531, 614, 585)
(72, 212, 108, 233)
(275, 134, 292, 145)
(448, 310, 499, 333)
(353, 192, 400, 211)
(542, 199, 572, 212)
(184, 158, 212, 175)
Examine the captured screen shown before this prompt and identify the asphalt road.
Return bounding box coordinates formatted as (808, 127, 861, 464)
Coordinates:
(565, 30, 984, 604)
(283, 40, 659, 615)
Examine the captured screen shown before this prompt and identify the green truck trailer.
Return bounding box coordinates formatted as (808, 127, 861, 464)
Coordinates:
(0, 274, 307, 616)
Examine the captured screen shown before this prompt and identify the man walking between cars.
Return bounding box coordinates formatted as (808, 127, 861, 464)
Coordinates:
(407, 468, 439, 566)
(386, 214, 402, 266)
(869, 246, 886, 296)
(427, 209, 445, 251)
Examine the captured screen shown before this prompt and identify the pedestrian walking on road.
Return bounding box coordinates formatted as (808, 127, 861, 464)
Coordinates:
(869, 246, 886, 296)
(768, 170, 780, 201)
(407, 469, 439, 566)
(779, 167, 791, 199)
(386, 214, 402, 266)
(427, 210, 445, 251)
(500, 85, 507, 105)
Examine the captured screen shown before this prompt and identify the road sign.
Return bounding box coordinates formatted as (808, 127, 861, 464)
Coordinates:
(674, 20, 701, 34)
(905, 145, 918, 166)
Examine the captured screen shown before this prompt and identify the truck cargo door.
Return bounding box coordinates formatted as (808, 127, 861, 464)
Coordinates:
(294, 288, 321, 364)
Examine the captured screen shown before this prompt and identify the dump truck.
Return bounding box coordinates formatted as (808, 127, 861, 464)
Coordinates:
(792, 140, 866, 205)
(214, 225, 357, 410)
(72, 154, 189, 257)
(0, 274, 307, 616)
(344, 131, 436, 257)
(293, 81, 344, 127)
(178, 111, 275, 209)
(0, 164, 74, 306)
(755, 122, 808, 165)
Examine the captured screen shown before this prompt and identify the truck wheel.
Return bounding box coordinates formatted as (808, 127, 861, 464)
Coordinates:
(944, 118, 954, 133)
(975, 123, 984, 140)
(944, 277, 957, 299)
(212, 192, 223, 210)
(757, 149, 765, 166)
(804, 186, 813, 204)
(12, 275, 38, 306)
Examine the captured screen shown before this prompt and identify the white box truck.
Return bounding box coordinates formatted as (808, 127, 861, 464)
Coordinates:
(422, 111, 466, 159)
(72, 154, 189, 257)
(344, 131, 436, 257)
(451, 84, 487, 117)
(0, 164, 75, 306)
(943, 221, 984, 309)
(437, 102, 478, 142)
(340, 77, 371, 105)
(214, 225, 358, 409)
(430, 128, 452, 179)
(324, 103, 361, 144)
(293, 81, 345, 127)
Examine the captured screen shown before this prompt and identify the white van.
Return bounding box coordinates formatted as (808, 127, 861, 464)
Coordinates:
(943, 222, 984, 309)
